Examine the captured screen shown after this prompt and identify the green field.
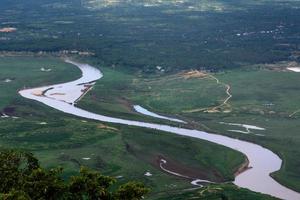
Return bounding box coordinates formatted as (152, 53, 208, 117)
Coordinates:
(5, 55, 292, 196)
(77, 58, 300, 193)
(1, 55, 277, 199)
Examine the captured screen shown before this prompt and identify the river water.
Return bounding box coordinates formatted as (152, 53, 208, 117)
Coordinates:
(133, 105, 186, 123)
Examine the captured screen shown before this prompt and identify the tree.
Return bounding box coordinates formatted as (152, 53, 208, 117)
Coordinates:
(115, 182, 150, 200)
(0, 149, 149, 200)
(68, 167, 116, 200)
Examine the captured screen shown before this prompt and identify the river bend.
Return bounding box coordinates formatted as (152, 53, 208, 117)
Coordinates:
(19, 60, 300, 200)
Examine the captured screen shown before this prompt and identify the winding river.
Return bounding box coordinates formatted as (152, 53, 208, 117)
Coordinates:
(19, 60, 300, 200)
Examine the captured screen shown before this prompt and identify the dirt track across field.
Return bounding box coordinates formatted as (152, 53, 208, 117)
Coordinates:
(183, 74, 232, 113)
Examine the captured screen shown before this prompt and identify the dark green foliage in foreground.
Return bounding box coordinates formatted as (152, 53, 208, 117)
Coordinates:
(0, 150, 149, 200)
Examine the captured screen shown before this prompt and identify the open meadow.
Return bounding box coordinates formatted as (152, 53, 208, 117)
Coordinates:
(78, 58, 300, 193)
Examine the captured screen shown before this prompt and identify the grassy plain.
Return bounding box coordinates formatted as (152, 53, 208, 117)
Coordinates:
(0, 55, 270, 199)
(78, 59, 300, 193)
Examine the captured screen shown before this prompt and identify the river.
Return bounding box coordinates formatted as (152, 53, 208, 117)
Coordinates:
(19, 59, 300, 200)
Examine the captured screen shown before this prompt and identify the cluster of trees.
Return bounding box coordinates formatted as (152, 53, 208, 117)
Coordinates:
(2, 0, 298, 74)
(0, 149, 149, 200)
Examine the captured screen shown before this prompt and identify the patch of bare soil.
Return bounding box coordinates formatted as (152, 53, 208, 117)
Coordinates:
(234, 157, 251, 177)
(31, 90, 44, 96)
(97, 123, 119, 131)
(154, 155, 224, 183)
(180, 70, 208, 79)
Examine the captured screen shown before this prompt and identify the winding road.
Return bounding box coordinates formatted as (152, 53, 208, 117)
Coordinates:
(19, 59, 300, 200)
